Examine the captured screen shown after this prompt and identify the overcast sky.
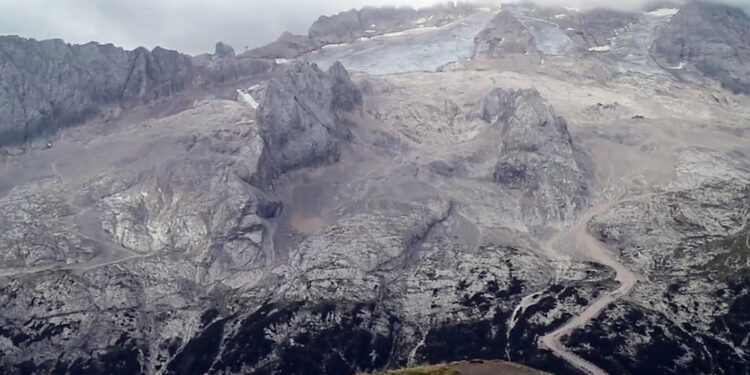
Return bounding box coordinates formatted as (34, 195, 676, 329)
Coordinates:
(0, 0, 748, 55)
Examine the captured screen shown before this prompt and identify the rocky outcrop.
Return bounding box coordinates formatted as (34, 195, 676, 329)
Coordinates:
(255, 61, 361, 181)
(651, 1, 750, 94)
(192, 48, 272, 85)
(480, 88, 591, 230)
(213, 42, 235, 58)
(0, 37, 271, 146)
(552, 8, 639, 51)
(473, 11, 535, 57)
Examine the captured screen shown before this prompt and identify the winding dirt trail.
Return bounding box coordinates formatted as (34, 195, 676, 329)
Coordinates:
(539, 200, 637, 375)
(536, 184, 642, 375)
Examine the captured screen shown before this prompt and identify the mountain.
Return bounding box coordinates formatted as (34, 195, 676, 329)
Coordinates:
(0, 38, 271, 145)
(651, 1, 750, 94)
(1, 1, 750, 375)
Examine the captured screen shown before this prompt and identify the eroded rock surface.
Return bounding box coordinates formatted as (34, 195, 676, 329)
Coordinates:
(2, 2, 750, 375)
(0, 37, 271, 145)
(652, 1, 750, 94)
(474, 11, 537, 57)
(256, 61, 362, 180)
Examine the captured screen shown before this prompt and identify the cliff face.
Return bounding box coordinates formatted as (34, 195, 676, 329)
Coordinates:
(482, 88, 591, 231)
(651, 1, 750, 94)
(256, 61, 362, 181)
(0, 37, 271, 145)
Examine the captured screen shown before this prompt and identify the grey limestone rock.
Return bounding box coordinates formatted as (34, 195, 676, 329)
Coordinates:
(214, 41, 236, 58)
(651, 1, 750, 94)
(474, 11, 536, 57)
(0, 36, 272, 146)
(481, 88, 591, 229)
(255, 61, 361, 181)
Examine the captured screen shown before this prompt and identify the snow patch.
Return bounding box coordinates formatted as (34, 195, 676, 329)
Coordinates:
(554, 14, 567, 19)
(668, 61, 687, 70)
(321, 41, 351, 50)
(237, 89, 259, 109)
(588, 45, 611, 52)
(647, 8, 679, 17)
(374, 26, 440, 39)
(274, 58, 291, 64)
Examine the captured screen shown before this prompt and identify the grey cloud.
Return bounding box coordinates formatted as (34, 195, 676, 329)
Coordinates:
(0, 0, 748, 55)
(528, 0, 750, 11)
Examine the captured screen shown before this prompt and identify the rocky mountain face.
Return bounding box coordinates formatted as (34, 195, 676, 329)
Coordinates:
(0, 37, 272, 145)
(2, 2, 750, 375)
(255, 61, 361, 182)
(308, 3, 482, 44)
(242, 2, 487, 63)
(474, 11, 537, 57)
(652, 1, 750, 94)
(481, 88, 591, 231)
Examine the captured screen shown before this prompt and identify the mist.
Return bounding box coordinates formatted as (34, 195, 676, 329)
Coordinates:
(0, 0, 748, 55)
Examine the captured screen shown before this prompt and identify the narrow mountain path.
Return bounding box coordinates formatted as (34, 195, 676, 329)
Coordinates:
(0, 195, 154, 279)
(537, 192, 640, 375)
(536, 202, 635, 374)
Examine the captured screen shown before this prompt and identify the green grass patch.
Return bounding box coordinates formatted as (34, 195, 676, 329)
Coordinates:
(364, 364, 460, 375)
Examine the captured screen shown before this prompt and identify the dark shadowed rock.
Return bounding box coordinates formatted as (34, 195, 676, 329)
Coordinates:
(328, 61, 363, 112)
(122, 47, 195, 103)
(192, 53, 272, 84)
(474, 11, 535, 57)
(214, 41, 236, 58)
(309, 9, 364, 44)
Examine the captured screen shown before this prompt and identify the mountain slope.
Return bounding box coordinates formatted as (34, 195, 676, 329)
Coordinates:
(1, 2, 750, 375)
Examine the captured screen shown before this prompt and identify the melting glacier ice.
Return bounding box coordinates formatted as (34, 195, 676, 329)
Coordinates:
(303, 10, 495, 75)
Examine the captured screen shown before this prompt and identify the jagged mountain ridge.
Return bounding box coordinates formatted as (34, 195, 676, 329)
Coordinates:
(1, 2, 750, 375)
(0, 38, 272, 145)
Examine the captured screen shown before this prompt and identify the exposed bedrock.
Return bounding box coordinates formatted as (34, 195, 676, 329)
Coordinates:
(254, 61, 362, 183)
(651, 1, 750, 94)
(0, 37, 271, 145)
(473, 11, 537, 57)
(479, 88, 592, 231)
